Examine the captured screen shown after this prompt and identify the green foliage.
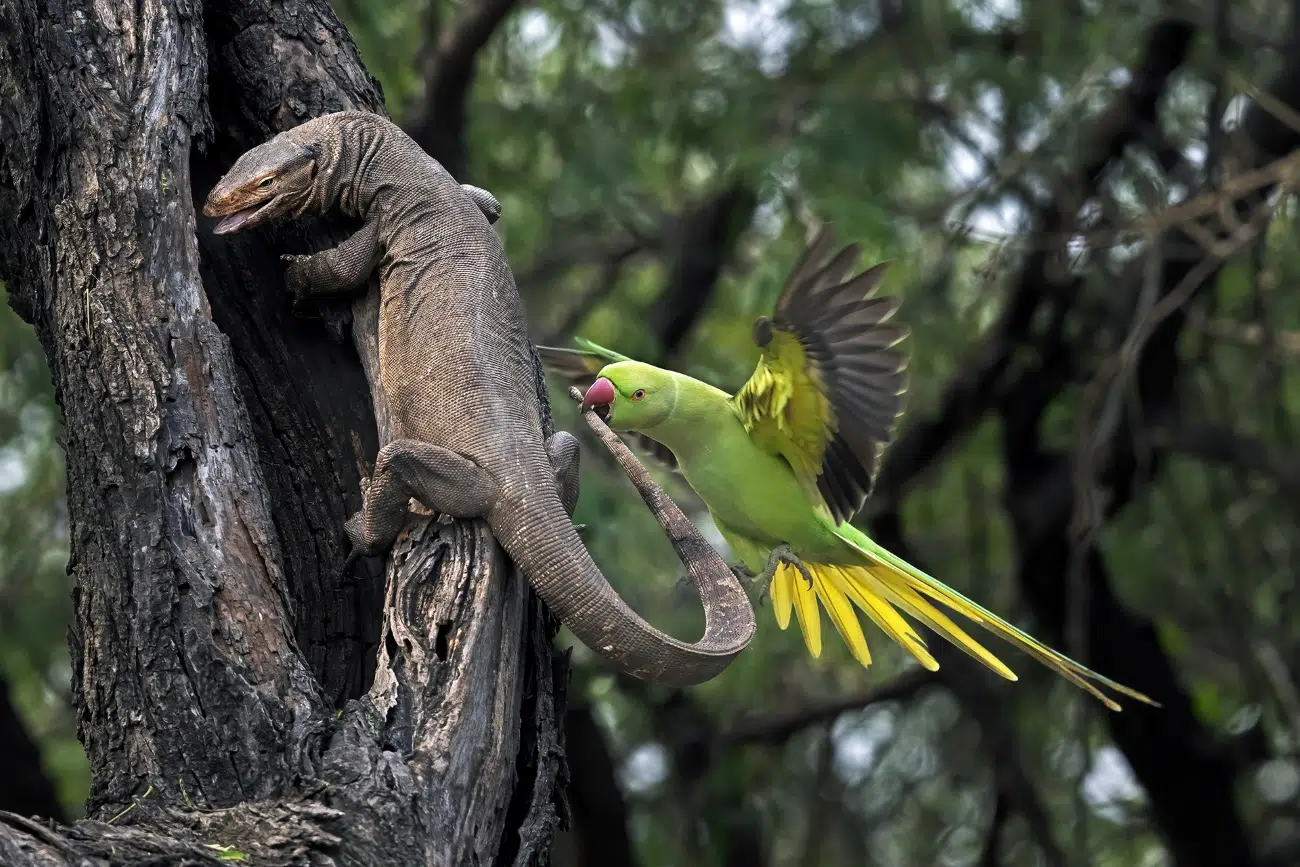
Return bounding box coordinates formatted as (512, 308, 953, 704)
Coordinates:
(0, 285, 85, 817)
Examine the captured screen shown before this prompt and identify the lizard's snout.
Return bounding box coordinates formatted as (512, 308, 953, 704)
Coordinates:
(581, 378, 616, 417)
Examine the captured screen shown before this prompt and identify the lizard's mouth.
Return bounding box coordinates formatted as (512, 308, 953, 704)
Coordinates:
(209, 199, 276, 235)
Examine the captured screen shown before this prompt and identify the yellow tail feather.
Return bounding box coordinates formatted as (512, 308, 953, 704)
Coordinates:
(766, 548, 1159, 711)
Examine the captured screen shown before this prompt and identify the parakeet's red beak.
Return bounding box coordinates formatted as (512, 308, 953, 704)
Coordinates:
(581, 377, 616, 419)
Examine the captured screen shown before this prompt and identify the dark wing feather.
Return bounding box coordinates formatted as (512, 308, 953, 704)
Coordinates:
(770, 225, 909, 523)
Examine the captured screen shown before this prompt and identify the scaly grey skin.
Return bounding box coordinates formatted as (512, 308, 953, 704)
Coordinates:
(202, 111, 756, 686)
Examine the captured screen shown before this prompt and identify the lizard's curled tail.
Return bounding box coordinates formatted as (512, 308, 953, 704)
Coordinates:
(489, 396, 756, 687)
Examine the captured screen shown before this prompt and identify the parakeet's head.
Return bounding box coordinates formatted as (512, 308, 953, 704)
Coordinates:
(580, 361, 676, 431)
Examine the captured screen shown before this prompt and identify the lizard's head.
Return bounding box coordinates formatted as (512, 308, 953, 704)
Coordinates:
(580, 362, 676, 431)
(203, 134, 319, 235)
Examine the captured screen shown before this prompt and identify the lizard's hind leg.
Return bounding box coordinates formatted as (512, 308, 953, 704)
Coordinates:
(545, 431, 591, 535)
(545, 431, 581, 518)
(344, 439, 501, 557)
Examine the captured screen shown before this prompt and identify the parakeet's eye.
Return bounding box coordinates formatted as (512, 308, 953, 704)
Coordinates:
(631, 389, 647, 401)
(257, 177, 274, 190)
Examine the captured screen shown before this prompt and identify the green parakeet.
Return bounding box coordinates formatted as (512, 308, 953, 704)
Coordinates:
(539, 226, 1157, 711)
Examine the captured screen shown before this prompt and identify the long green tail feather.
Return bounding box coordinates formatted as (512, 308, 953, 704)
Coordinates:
(831, 522, 1160, 711)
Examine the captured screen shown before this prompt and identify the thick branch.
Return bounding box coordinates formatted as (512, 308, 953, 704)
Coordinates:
(404, 0, 522, 179)
(1152, 424, 1300, 497)
(718, 669, 938, 748)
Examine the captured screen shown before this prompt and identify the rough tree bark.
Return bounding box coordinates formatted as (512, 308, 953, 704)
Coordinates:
(0, 0, 567, 863)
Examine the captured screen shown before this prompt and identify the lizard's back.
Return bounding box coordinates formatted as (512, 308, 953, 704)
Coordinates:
(346, 124, 543, 475)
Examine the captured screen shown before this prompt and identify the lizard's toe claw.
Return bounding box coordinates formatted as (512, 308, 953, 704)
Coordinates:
(340, 549, 364, 582)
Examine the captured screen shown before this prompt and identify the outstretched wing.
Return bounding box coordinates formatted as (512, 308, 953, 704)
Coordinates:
(536, 338, 682, 473)
(733, 225, 907, 525)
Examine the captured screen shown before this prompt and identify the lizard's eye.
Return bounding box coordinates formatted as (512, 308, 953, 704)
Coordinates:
(256, 177, 274, 190)
(631, 389, 647, 401)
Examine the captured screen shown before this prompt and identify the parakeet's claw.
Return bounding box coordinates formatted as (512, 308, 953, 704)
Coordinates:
(729, 560, 754, 584)
(759, 544, 814, 589)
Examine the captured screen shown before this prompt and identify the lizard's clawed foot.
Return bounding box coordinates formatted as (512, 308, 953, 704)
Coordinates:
(675, 560, 755, 601)
(280, 254, 315, 309)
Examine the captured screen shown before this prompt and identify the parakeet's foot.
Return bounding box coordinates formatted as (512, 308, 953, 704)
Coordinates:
(758, 544, 814, 590)
(672, 571, 696, 601)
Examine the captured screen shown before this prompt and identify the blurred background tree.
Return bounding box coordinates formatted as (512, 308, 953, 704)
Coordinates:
(5, 0, 1300, 864)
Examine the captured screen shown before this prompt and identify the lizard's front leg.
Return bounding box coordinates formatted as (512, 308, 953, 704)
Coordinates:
(544, 431, 581, 519)
(283, 218, 382, 306)
(344, 439, 501, 562)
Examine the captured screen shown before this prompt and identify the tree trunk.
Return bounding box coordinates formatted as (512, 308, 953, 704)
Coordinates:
(0, 0, 566, 863)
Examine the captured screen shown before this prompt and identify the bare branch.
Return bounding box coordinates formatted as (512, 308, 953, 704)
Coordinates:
(1189, 312, 1300, 357)
(1152, 424, 1300, 497)
(718, 670, 939, 748)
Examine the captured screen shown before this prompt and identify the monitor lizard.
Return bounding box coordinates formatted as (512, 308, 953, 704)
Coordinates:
(202, 111, 755, 686)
